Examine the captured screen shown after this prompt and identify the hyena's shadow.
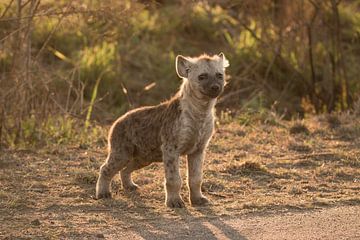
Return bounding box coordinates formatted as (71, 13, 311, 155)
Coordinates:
(107, 195, 248, 240)
(74, 163, 248, 239)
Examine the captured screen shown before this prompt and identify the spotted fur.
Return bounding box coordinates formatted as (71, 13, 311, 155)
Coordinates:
(96, 53, 229, 208)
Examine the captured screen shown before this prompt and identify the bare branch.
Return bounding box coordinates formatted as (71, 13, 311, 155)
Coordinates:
(35, 0, 74, 60)
(0, 0, 15, 19)
(0, 8, 126, 22)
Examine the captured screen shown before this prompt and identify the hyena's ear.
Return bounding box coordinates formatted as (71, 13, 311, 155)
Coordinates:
(176, 55, 192, 78)
(218, 52, 230, 68)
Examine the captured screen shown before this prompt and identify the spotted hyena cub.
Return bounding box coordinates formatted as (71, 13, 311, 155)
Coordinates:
(96, 53, 229, 208)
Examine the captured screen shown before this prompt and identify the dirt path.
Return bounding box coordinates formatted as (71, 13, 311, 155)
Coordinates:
(107, 205, 360, 240)
(1, 116, 360, 239)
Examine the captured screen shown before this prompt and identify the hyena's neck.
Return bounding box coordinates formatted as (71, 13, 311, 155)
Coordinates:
(179, 80, 216, 119)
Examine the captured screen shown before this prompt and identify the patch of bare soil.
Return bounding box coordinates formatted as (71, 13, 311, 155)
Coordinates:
(0, 114, 359, 239)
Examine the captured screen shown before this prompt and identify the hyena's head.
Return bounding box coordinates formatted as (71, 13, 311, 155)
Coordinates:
(176, 53, 229, 99)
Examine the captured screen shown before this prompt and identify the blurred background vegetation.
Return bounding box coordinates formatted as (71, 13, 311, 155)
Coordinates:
(1, 0, 360, 148)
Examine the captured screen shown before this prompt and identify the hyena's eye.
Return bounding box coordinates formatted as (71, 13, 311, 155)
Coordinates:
(216, 73, 223, 79)
(198, 73, 208, 81)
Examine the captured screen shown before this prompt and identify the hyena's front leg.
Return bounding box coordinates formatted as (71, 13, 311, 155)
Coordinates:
(162, 146, 185, 208)
(187, 149, 209, 206)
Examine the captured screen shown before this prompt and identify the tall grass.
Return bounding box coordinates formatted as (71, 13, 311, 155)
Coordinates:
(85, 69, 108, 129)
(1, 0, 360, 147)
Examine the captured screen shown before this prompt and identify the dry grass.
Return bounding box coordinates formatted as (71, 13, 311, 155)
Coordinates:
(1, 114, 360, 238)
(326, 114, 342, 129)
(289, 122, 310, 135)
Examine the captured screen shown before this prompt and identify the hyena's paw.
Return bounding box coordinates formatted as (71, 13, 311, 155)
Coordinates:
(123, 183, 139, 191)
(166, 197, 185, 208)
(191, 196, 210, 206)
(96, 191, 112, 199)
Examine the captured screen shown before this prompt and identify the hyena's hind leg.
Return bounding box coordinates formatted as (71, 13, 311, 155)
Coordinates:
(120, 160, 148, 191)
(96, 151, 130, 199)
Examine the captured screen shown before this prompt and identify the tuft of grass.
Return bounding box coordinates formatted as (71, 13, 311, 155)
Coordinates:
(4, 115, 108, 149)
(312, 197, 332, 206)
(224, 161, 269, 176)
(289, 186, 303, 195)
(326, 115, 341, 129)
(235, 109, 284, 127)
(335, 126, 360, 141)
(334, 169, 354, 181)
(85, 70, 108, 129)
(342, 154, 360, 167)
(289, 122, 310, 135)
(354, 99, 360, 116)
(208, 144, 226, 153)
(4, 195, 31, 209)
(294, 159, 319, 167)
(218, 109, 235, 124)
(202, 181, 225, 192)
(288, 142, 312, 153)
(73, 169, 98, 185)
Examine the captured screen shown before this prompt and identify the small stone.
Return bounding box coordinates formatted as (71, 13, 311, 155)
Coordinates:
(212, 159, 221, 164)
(236, 130, 246, 137)
(95, 233, 105, 238)
(31, 219, 41, 226)
(289, 123, 310, 135)
(79, 143, 89, 149)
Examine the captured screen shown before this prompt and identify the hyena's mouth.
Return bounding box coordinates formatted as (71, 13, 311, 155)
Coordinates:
(200, 89, 222, 99)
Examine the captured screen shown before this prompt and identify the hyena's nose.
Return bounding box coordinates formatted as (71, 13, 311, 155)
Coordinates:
(211, 84, 220, 92)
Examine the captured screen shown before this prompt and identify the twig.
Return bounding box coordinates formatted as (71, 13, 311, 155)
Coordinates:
(239, 22, 266, 45)
(0, 8, 120, 22)
(65, 68, 77, 113)
(0, 0, 15, 19)
(24, 0, 41, 88)
(35, 0, 74, 59)
(120, 80, 134, 108)
(307, 0, 320, 112)
(0, 25, 27, 43)
(0, 107, 3, 148)
(85, 69, 108, 128)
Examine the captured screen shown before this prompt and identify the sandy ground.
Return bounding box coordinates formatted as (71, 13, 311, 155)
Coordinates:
(1, 114, 360, 239)
(102, 205, 360, 240)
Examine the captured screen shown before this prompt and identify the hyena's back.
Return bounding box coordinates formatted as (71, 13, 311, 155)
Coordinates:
(108, 97, 181, 163)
